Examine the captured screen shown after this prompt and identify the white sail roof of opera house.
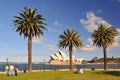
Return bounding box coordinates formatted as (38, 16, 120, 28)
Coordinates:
(50, 54, 58, 60)
(49, 50, 82, 62)
(55, 52, 64, 61)
(59, 50, 69, 61)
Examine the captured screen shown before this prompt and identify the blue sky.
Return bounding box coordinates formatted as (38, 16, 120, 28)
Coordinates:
(0, 0, 120, 62)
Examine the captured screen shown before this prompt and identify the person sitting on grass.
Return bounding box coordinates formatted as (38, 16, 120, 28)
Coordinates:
(75, 68, 83, 74)
(76, 68, 80, 74)
(80, 68, 83, 74)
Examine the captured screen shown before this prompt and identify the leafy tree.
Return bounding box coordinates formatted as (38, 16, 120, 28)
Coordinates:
(59, 28, 83, 70)
(91, 23, 118, 70)
(13, 7, 46, 72)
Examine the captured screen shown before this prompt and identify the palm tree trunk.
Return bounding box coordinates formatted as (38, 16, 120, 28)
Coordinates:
(69, 47, 73, 70)
(28, 35, 32, 72)
(103, 46, 108, 70)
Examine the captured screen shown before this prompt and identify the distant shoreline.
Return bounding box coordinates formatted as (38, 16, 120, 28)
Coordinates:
(0, 62, 119, 65)
(0, 63, 120, 73)
(84, 63, 120, 64)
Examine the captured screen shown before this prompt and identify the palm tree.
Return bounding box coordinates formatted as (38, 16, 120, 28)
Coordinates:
(59, 28, 83, 70)
(13, 7, 46, 72)
(91, 23, 118, 70)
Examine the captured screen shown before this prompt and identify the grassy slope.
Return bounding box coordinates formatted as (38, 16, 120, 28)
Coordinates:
(0, 70, 120, 80)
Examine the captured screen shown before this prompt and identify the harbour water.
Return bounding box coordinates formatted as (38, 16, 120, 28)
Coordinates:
(0, 63, 120, 71)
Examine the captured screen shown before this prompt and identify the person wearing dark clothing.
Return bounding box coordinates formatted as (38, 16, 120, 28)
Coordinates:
(14, 66, 18, 76)
(23, 66, 26, 73)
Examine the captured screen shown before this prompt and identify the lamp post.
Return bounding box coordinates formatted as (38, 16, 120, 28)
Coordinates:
(6, 58, 8, 65)
(82, 60, 85, 70)
(43, 59, 45, 72)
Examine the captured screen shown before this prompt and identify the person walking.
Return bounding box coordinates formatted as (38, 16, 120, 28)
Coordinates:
(9, 64, 14, 76)
(5, 65, 9, 76)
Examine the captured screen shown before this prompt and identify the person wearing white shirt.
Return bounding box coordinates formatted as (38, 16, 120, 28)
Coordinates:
(9, 64, 14, 76)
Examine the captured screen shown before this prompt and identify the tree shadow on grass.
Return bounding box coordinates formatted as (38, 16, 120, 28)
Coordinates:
(95, 71, 120, 76)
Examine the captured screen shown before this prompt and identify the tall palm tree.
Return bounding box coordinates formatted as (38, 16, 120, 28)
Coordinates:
(13, 7, 46, 72)
(59, 28, 83, 70)
(91, 23, 118, 70)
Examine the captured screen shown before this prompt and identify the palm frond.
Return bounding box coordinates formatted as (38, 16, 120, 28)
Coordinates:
(58, 28, 83, 50)
(91, 23, 118, 48)
(13, 7, 47, 38)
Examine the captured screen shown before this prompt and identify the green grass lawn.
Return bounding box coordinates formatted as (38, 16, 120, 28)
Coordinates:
(0, 70, 120, 80)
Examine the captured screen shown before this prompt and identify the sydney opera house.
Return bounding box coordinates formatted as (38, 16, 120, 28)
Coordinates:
(49, 50, 83, 64)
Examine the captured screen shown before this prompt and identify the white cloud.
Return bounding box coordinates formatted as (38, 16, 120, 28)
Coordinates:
(111, 28, 120, 47)
(116, 0, 120, 2)
(64, 45, 96, 53)
(53, 21, 62, 26)
(80, 11, 120, 52)
(4, 52, 49, 62)
(80, 45, 96, 52)
(32, 37, 43, 44)
(87, 29, 120, 48)
(80, 11, 110, 32)
(117, 28, 120, 33)
(47, 27, 58, 32)
(87, 38, 93, 45)
(96, 9, 102, 14)
(45, 45, 58, 51)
